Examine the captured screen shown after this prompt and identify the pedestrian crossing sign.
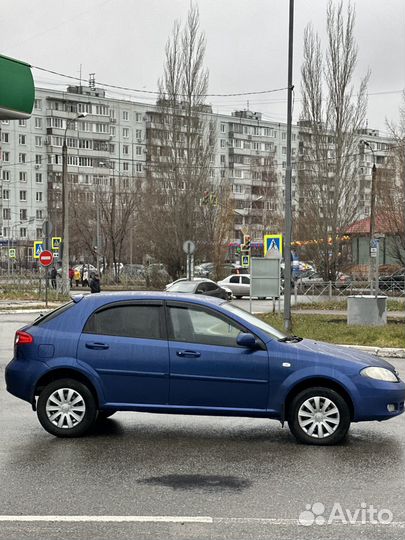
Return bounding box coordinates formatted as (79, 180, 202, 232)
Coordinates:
(264, 234, 283, 256)
(241, 254, 250, 268)
(33, 241, 44, 259)
(52, 237, 62, 250)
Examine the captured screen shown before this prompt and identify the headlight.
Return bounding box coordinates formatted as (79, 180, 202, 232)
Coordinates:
(360, 367, 399, 382)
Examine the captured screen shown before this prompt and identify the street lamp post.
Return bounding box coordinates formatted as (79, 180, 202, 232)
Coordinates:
(61, 113, 86, 295)
(361, 140, 378, 296)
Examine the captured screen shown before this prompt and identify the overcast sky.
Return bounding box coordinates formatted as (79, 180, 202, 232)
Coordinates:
(1, 0, 404, 133)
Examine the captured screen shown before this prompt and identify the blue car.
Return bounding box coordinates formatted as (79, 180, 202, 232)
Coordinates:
(5, 292, 405, 445)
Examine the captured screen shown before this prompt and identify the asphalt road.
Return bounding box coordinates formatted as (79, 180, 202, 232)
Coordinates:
(0, 312, 404, 540)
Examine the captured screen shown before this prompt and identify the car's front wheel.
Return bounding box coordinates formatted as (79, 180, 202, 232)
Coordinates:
(288, 387, 351, 445)
(37, 378, 97, 437)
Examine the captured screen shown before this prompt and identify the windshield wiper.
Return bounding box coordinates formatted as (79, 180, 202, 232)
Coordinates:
(278, 335, 303, 343)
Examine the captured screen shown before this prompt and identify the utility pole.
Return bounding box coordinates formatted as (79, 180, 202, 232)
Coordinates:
(284, 0, 295, 332)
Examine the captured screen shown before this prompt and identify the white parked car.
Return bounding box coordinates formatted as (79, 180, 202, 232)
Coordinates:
(218, 274, 279, 300)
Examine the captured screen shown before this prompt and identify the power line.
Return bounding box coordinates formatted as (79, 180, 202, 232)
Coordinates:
(32, 65, 288, 98)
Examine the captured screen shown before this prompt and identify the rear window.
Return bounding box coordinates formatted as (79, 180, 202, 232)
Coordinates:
(33, 302, 75, 326)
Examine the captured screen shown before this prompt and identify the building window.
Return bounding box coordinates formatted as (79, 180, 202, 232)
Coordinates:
(2, 189, 10, 200)
(19, 190, 27, 201)
(20, 228, 27, 238)
(34, 99, 42, 109)
(35, 136, 42, 147)
(19, 172, 27, 182)
(110, 126, 116, 136)
(123, 144, 129, 155)
(36, 209, 43, 219)
(136, 146, 142, 155)
(36, 228, 43, 239)
(123, 162, 129, 171)
(35, 173, 43, 183)
(136, 113, 142, 122)
(122, 128, 129, 138)
(18, 119, 26, 127)
(2, 170, 10, 181)
(2, 151, 10, 162)
(220, 139, 226, 148)
(19, 153, 26, 163)
(122, 111, 129, 121)
(136, 163, 142, 172)
(220, 123, 226, 133)
(35, 117, 42, 128)
(19, 134, 26, 145)
(3, 208, 11, 220)
(1, 132, 9, 143)
(35, 154, 42, 165)
(36, 192, 43, 202)
(136, 129, 142, 139)
(20, 209, 27, 221)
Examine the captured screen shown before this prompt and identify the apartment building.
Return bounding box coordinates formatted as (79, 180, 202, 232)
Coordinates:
(0, 83, 396, 264)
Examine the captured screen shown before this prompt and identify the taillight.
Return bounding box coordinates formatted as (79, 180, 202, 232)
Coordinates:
(15, 330, 34, 345)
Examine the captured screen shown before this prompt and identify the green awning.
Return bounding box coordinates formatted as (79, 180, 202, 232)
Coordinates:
(0, 54, 35, 120)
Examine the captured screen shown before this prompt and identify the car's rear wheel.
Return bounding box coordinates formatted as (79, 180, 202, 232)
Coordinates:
(37, 378, 97, 437)
(288, 387, 351, 445)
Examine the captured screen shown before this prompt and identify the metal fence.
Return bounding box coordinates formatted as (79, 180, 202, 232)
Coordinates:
(294, 280, 405, 303)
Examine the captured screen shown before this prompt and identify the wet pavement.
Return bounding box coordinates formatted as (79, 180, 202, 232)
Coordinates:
(0, 312, 404, 540)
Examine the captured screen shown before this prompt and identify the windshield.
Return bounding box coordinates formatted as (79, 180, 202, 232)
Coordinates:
(167, 282, 196, 293)
(222, 303, 287, 341)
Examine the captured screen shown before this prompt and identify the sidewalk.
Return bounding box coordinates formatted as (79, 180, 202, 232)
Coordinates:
(292, 308, 405, 319)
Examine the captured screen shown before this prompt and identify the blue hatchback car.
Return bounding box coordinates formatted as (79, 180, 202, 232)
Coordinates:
(5, 292, 405, 445)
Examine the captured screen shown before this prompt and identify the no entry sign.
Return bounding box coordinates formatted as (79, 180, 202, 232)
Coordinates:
(39, 250, 54, 267)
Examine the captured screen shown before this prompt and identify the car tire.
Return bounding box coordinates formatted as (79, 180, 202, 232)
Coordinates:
(288, 387, 351, 446)
(37, 378, 98, 438)
(97, 410, 116, 420)
(235, 296, 243, 299)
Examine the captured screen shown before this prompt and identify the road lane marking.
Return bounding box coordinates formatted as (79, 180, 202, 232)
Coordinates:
(0, 516, 213, 523)
(0, 516, 404, 527)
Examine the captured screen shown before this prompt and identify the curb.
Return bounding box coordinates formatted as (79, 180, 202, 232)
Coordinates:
(341, 344, 405, 359)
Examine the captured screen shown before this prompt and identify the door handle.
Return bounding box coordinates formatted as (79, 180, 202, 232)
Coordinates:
(85, 342, 109, 350)
(176, 350, 201, 358)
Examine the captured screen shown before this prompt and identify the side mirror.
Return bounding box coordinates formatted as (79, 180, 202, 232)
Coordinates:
(237, 333, 257, 348)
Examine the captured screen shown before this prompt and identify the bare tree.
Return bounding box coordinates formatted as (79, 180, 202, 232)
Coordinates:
(298, 1, 369, 279)
(140, 4, 223, 279)
(378, 92, 405, 265)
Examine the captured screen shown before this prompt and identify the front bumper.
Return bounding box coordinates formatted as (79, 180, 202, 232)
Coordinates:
(352, 376, 405, 421)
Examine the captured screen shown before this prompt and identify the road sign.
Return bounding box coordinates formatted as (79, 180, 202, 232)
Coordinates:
(241, 254, 250, 268)
(183, 240, 195, 255)
(39, 250, 54, 267)
(264, 234, 283, 256)
(33, 241, 44, 259)
(53, 251, 59, 259)
(52, 236, 62, 250)
(9, 248, 16, 258)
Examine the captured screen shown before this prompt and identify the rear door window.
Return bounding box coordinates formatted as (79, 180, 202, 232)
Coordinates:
(84, 304, 163, 340)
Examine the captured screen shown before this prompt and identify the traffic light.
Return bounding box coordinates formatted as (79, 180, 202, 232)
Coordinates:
(242, 234, 251, 251)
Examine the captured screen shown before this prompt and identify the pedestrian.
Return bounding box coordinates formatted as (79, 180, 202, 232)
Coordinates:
(50, 266, 57, 289)
(73, 268, 81, 287)
(68, 267, 74, 288)
(89, 272, 101, 293)
(82, 266, 89, 287)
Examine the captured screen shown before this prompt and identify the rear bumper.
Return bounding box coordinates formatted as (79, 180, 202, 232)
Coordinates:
(5, 358, 48, 404)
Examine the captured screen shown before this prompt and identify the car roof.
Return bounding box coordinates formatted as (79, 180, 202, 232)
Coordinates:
(72, 290, 225, 307)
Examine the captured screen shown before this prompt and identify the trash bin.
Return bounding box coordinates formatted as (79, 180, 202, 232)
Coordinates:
(347, 295, 387, 326)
